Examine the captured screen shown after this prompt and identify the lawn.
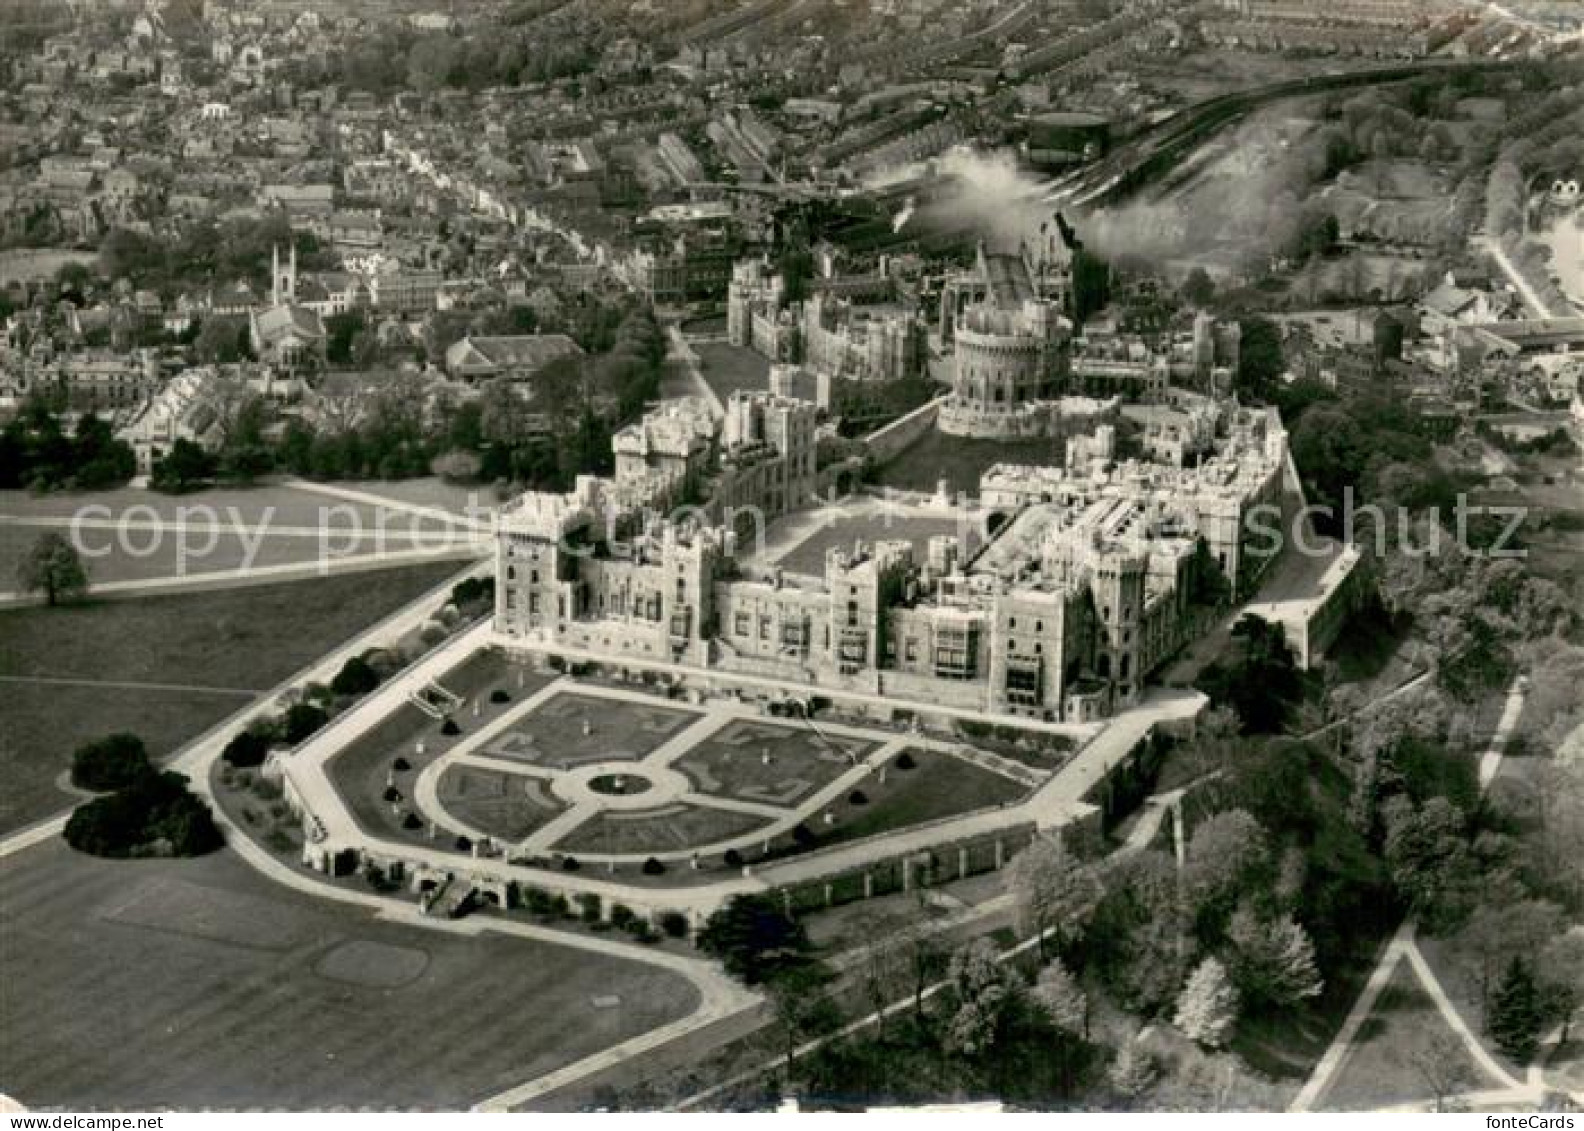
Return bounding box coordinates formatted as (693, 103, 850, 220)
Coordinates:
(0, 840, 699, 1109)
(435, 764, 565, 843)
(0, 561, 463, 836)
(553, 803, 771, 857)
(796, 747, 1028, 851)
(871, 430, 1063, 497)
(774, 511, 981, 576)
(673, 720, 873, 808)
(479, 693, 698, 770)
(1318, 962, 1490, 1111)
(1, 485, 478, 589)
(694, 341, 770, 402)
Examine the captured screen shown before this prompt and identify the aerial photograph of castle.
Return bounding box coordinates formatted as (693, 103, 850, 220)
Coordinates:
(2, 0, 1583, 1119)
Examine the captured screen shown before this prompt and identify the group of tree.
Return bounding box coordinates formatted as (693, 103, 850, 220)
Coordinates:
(0, 400, 136, 491)
(62, 733, 220, 859)
(100, 215, 336, 300)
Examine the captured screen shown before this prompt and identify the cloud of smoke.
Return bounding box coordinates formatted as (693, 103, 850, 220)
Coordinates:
(883, 111, 1321, 270)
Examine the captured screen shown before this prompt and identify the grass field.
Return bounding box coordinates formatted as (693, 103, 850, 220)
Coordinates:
(0, 841, 698, 1109)
(693, 342, 770, 402)
(0, 561, 462, 836)
(1, 485, 478, 589)
(774, 510, 981, 576)
(802, 747, 1027, 850)
(871, 430, 1063, 496)
(1318, 962, 1488, 1111)
(673, 720, 872, 808)
(480, 693, 698, 770)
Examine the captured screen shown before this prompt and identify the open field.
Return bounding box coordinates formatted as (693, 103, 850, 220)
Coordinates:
(1318, 962, 1489, 1111)
(693, 341, 770, 402)
(0, 561, 461, 836)
(1, 485, 479, 590)
(0, 841, 699, 1109)
(480, 693, 698, 769)
(673, 720, 872, 807)
(872, 430, 1063, 496)
(774, 510, 980, 576)
(320, 477, 507, 519)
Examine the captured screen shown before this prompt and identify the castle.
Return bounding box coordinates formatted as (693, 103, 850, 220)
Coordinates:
(495, 387, 1301, 724)
(727, 258, 926, 383)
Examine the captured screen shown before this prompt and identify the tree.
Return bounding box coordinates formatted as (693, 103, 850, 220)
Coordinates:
(697, 894, 812, 985)
(1174, 957, 1239, 1048)
(150, 438, 217, 493)
(1412, 1031, 1473, 1113)
(63, 770, 222, 859)
(1180, 267, 1216, 308)
(1108, 1035, 1159, 1098)
(16, 530, 88, 606)
(281, 702, 330, 746)
(1536, 932, 1584, 1044)
(1032, 958, 1089, 1039)
(221, 726, 274, 769)
(330, 655, 381, 697)
(71, 733, 152, 792)
(1224, 905, 1323, 1008)
(1236, 316, 1284, 399)
(945, 939, 1015, 1057)
(1182, 809, 1271, 934)
(1489, 956, 1543, 1064)
(1006, 832, 1102, 956)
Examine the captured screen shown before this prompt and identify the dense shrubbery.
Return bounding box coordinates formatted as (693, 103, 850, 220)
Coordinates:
(64, 769, 221, 859)
(70, 733, 152, 792)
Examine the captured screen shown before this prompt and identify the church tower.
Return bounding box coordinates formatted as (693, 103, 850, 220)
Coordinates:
(271, 244, 297, 307)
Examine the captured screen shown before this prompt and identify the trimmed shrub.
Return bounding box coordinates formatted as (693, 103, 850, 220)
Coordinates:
(848, 790, 869, 806)
(393, 756, 412, 772)
(382, 786, 402, 803)
(282, 702, 330, 745)
(642, 856, 665, 875)
(793, 823, 816, 847)
(440, 718, 461, 736)
(561, 855, 581, 871)
(402, 812, 423, 830)
(658, 910, 690, 939)
(455, 835, 472, 852)
(896, 751, 917, 770)
(490, 688, 511, 704)
(723, 848, 744, 869)
(221, 727, 273, 770)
